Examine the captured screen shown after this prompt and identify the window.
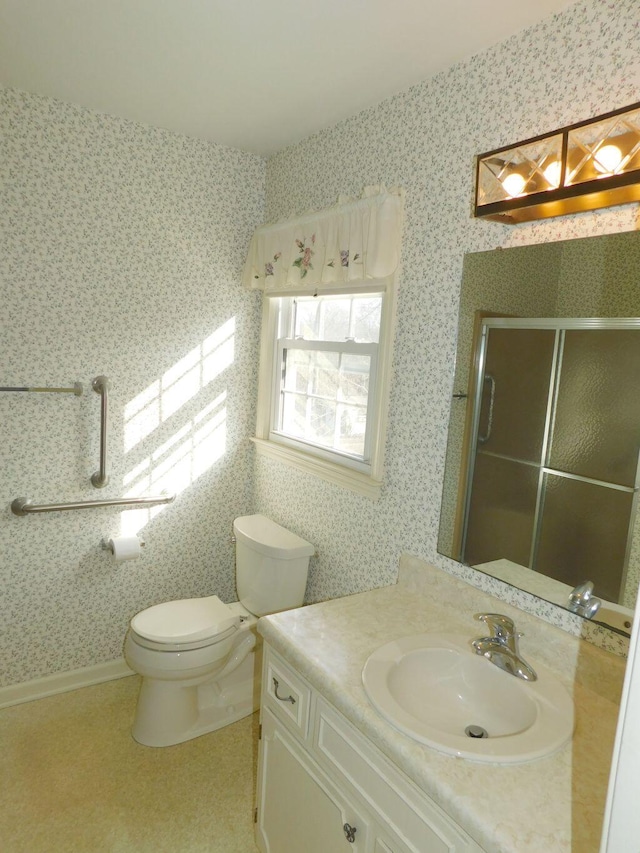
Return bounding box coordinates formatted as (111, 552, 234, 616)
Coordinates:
(275, 292, 381, 468)
(254, 282, 396, 498)
(242, 186, 404, 496)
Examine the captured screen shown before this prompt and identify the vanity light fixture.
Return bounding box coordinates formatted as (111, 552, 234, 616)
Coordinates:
(474, 101, 640, 223)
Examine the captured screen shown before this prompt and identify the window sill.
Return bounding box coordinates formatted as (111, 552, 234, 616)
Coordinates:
(251, 437, 382, 500)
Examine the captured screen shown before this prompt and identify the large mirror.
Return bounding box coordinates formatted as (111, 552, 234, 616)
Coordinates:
(438, 230, 640, 636)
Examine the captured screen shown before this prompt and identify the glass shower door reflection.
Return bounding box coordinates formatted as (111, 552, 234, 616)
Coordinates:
(536, 472, 635, 602)
(462, 320, 640, 608)
(550, 329, 640, 487)
(475, 327, 556, 462)
(462, 326, 556, 567)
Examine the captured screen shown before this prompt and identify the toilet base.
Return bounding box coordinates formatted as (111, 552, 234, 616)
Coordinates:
(132, 640, 262, 748)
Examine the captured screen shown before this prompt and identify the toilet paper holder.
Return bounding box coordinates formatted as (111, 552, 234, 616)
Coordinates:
(101, 537, 146, 552)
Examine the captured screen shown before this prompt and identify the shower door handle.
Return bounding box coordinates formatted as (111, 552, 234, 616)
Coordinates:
(477, 373, 495, 444)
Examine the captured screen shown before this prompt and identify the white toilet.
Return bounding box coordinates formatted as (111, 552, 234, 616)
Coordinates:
(124, 514, 314, 747)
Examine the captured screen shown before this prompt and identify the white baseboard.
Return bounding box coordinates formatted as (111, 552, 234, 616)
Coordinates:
(0, 658, 135, 709)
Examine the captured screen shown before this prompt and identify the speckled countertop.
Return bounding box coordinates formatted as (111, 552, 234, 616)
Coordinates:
(257, 555, 626, 853)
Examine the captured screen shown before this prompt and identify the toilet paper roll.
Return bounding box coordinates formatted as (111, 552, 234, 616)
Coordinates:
(108, 536, 142, 562)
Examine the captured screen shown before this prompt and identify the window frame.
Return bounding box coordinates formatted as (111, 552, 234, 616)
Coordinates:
(253, 278, 397, 499)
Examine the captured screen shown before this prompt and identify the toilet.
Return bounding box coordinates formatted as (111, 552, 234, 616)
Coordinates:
(124, 514, 314, 747)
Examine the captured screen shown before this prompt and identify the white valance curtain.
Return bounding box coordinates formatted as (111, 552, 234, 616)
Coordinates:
(242, 185, 404, 294)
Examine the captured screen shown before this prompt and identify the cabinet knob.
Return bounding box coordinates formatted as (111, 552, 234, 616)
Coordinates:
(343, 822, 357, 843)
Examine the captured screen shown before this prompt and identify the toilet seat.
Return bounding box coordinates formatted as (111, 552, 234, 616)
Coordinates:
(130, 595, 240, 651)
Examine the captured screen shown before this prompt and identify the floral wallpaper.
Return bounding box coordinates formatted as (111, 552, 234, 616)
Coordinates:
(255, 0, 640, 655)
(1, 88, 265, 687)
(3, 0, 640, 691)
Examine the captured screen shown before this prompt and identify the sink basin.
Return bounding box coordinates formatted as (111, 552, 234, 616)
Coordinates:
(362, 633, 574, 764)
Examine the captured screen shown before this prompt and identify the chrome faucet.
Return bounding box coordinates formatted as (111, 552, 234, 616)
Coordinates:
(567, 581, 601, 619)
(472, 613, 537, 682)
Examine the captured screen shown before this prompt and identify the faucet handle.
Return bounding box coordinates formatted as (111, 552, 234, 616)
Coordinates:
(569, 580, 594, 603)
(474, 613, 516, 642)
(568, 580, 601, 618)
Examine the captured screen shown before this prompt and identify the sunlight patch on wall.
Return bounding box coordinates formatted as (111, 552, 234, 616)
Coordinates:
(123, 381, 161, 453)
(120, 391, 228, 536)
(119, 317, 236, 536)
(123, 318, 235, 452)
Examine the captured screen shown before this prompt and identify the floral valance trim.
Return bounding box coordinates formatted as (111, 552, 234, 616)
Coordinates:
(243, 185, 405, 293)
(267, 238, 360, 280)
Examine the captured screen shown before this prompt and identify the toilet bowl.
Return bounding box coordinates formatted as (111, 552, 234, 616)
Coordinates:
(124, 514, 314, 747)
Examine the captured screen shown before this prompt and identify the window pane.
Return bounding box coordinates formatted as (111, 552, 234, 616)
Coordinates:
(336, 405, 366, 457)
(321, 298, 350, 341)
(352, 297, 382, 343)
(309, 398, 336, 444)
(310, 351, 340, 397)
(278, 346, 372, 460)
(282, 392, 308, 437)
(294, 300, 319, 338)
(340, 354, 370, 403)
(283, 349, 342, 397)
(282, 392, 338, 447)
(292, 293, 382, 343)
(283, 349, 311, 393)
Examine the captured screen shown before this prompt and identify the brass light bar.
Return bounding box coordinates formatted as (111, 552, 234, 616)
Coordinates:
(475, 101, 640, 224)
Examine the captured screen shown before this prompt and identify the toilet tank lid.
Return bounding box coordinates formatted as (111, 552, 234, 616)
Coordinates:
(131, 595, 239, 643)
(233, 514, 314, 559)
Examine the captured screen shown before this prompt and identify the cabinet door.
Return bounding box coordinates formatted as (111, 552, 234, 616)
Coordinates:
(373, 832, 412, 853)
(314, 698, 484, 853)
(256, 707, 368, 852)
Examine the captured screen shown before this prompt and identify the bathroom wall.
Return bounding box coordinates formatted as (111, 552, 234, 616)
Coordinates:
(254, 0, 640, 644)
(1, 88, 265, 687)
(2, 1, 639, 692)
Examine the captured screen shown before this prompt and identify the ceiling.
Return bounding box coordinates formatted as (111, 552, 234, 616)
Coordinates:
(0, 0, 578, 156)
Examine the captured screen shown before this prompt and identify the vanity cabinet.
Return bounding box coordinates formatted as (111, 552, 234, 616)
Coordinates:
(256, 645, 485, 853)
(259, 707, 371, 851)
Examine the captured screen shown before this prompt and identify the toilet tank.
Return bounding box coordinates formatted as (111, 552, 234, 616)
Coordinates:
(234, 514, 314, 617)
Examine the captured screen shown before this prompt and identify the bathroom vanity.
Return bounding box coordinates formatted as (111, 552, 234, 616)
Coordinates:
(255, 556, 626, 853)
(256, 643, 483, 851)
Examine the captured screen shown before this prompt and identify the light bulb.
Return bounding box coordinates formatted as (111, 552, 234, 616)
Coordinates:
(593, 143, 622, 175)
(543, 160, 562, 188)
(501, 172, 527, 198)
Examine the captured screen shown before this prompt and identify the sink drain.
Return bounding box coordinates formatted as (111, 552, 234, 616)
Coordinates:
(465, 724, 489, 739)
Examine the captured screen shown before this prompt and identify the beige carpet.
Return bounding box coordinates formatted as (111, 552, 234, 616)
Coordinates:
(0, 676, 260, 852)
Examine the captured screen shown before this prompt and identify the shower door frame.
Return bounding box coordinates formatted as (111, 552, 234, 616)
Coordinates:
(460, 316, 640, 604)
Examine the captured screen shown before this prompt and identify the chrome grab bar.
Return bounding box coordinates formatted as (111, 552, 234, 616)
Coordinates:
(7, 374, 176, 518)
(11, 493, 175, 516)
(0, 383, 83, 395)
(91, 375, 109, 488)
